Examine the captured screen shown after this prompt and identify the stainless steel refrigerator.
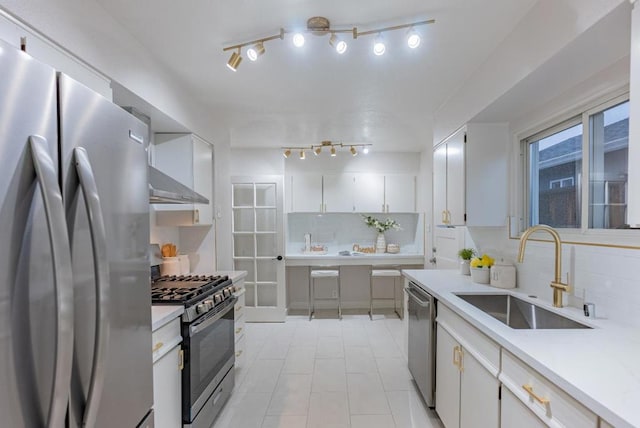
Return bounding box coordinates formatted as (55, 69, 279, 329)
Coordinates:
(0, 38, 153, 427)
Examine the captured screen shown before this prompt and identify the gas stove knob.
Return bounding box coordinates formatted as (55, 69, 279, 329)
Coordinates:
(224, 288, 232, 297)
(214, 294, 223, 303)
(196, 303, 206, 314)
(204, 299, 214, 310)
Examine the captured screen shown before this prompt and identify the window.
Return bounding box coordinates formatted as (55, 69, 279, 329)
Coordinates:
(524, 97, 629, 230)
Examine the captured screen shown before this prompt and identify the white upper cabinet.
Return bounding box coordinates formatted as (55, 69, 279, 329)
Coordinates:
(288, 173, 416, 213)
(384, 175, 416, 212)
(628, 2, 640, 227)
(323, 174, 355, 212)
(290, 173, 323, 212)
(433, 123, 508, 227)
(153, 133, 213, 225)
(353, 173, 385, 212)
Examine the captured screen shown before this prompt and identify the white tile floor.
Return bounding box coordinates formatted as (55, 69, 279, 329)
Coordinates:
(214, 313, 444, 428)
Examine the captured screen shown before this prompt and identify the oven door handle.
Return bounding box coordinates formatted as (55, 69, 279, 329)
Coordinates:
(190, 297, 237, 336)
(74, 147, 111, 428)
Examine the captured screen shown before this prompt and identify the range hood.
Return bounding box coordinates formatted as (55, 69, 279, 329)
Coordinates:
(148, 165, 209, 204)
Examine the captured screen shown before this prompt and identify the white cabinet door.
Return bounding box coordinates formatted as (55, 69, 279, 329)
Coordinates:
(459, 349, 499, 428)
(501, 387, 546, 428)
(433, 144, 448, 225)
(435, 325, 461, 428)
(353, 173, 385, 212)
(385, 175, 416, 212)
(323, 174, 355, 212)
(152, 346, 182, 428)
(291, 174, 323, 212)
(446, 130, 466, 226)
(192, 135, 213, 224)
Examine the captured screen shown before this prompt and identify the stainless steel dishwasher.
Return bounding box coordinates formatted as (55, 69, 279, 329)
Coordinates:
(406, 281, 436, 407)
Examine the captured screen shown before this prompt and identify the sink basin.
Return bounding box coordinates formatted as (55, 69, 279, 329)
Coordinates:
(454, 293, 591, 329)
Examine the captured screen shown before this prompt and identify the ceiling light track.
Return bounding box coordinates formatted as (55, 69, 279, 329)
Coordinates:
(282, 141, 372, 158)
(223, 17, 435, 70)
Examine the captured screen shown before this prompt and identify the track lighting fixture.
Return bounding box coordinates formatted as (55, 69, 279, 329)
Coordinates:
(281, 141, 372, 159)
(226, 49, 242, 71)
(407, 27, 421, 49)
(247, 41, 265, 61)
(373, 34, 385, 56)
(222, 17, 434, 71)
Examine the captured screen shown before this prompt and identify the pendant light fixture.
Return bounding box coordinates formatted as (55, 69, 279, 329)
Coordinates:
(222, 17, 434, 71)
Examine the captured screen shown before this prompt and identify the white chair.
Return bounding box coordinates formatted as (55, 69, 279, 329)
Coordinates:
(369, 268, 403, 320)
(309, 268, 341, 320)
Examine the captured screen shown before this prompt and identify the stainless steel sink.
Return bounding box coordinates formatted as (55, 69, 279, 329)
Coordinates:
(454, 293, 591, 329)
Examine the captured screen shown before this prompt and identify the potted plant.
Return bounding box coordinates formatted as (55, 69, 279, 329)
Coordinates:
(362, 215, 401, 253)
(457, 248, 476, 275)
(469, 254, 495, 284)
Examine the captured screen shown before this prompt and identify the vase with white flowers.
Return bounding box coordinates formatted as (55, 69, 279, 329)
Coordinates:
(362, 215, 401, 253)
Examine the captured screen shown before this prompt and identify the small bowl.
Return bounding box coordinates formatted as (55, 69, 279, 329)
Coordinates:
(386, 243, 400, 254)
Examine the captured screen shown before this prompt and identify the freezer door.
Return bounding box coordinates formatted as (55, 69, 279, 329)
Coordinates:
(0, 39, 74, 427)
(59, 74, 153, 427)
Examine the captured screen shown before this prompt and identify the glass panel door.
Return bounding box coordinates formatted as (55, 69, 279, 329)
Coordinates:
(231, 176, 285, 321)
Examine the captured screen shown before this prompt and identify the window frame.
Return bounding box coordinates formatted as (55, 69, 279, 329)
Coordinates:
(516, 90, 638, 245)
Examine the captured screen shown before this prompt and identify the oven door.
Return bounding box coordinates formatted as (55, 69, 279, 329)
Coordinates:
(182, 296, 236, 422)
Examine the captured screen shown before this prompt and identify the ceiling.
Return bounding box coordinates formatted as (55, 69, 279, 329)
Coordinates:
(96, 0, 538, 151)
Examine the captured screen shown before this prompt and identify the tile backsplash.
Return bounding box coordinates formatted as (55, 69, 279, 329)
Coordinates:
(287, 213, 424, 254)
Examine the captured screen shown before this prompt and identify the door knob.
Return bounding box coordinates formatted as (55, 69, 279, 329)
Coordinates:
(274, 255, 283, 261)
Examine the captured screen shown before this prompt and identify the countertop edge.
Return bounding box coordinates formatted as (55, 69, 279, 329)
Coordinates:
(151, 305, 184, 331)
(402, 269, 637, 428)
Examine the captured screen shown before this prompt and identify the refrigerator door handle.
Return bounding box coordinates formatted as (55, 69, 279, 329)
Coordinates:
(29, 136, 75, 428)
(74, 147, 111, 427)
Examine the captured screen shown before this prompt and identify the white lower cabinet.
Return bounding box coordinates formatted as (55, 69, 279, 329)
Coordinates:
(435, 305, 500, 428)
(234, 279, 246, 369)
(152, 316, 183, 428)
(499, 350, 597, 428)
(501, 386, 546, 428)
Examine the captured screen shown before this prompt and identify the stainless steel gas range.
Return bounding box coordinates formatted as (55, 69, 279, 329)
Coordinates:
(151, 266, 238, 428)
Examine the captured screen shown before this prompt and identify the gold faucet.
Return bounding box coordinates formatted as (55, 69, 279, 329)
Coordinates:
(517, 225, 569, 308)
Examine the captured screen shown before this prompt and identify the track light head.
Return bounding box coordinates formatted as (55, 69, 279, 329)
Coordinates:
(226, 50, 242, 71)
(299, 150, 306, 160)
(314, 147, 322, 156)
(407, 27, 421, 49)
(329, 33, 348, 54)
(292, 33, 305, 47)
(373, 34, 385, 56)
(350, 146, 357, 156)
(330, 146, 337, 157)
(247, 41, 265, 61)
(283, 149, 291, 158)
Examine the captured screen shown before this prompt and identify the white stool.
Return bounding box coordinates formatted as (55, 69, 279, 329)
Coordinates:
(369, 268, 402, 320)
(309, 268, 341, 320)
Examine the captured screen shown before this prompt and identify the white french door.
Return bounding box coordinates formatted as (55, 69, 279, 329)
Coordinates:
(231, 175, 285, 322)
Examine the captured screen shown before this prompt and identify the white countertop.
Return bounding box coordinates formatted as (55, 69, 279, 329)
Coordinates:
(403, 269, 640, 428)
(216, 270, 248, 283)
(151, 305, 184, 331)
(286, 252, 424, 266)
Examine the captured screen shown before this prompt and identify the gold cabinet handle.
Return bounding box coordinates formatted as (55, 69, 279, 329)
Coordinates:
(446, 210, 452, 225)
(453, 345, 460, 368)
(235, 350, 243, 358)
(178, 349, 184, 370)
(458, 347, 464, 372)
(522, 384, 550, 405)
(152, 341, 163, 353)
(235, 327, 243, 334)
(442, 210, 448, 224)
(235, 305, 243, 311)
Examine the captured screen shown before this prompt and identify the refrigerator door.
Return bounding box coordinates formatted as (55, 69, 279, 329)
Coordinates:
(0, 40, 74, 427)
(59, 74, 153, 427)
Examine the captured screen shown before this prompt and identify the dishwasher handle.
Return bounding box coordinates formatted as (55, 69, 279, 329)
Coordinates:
(405, 287, 431, 308)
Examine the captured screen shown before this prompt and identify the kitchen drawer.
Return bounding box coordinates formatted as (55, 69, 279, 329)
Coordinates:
(234, 319, 245, 343)
(437, 304, 500, 376)
(152, 317, 181, 362)
(500, 350, 598, 428)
